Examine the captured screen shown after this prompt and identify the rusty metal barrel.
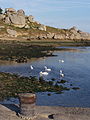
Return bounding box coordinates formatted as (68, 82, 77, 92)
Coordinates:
(19, 93, 36, 119)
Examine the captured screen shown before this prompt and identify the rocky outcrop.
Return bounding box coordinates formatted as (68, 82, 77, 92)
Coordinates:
(0, 8, 90, 40)
(4, 9, 26, 28)
(0, 8, 47, 31)
(9, 14, 26, 28)
(69, 27, 90, 40)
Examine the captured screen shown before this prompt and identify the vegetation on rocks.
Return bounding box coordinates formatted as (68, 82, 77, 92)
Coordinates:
(0, 72, 70, 100)
(0, 40, 57, 62)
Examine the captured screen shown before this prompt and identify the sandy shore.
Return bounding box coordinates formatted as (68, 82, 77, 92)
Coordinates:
(0, 104, 90, 120)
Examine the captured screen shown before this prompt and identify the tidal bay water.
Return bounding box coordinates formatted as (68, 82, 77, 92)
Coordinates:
(0, 46, 90, 107)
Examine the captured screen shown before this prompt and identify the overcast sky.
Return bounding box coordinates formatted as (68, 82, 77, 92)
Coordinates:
(0, 0, 90, 32)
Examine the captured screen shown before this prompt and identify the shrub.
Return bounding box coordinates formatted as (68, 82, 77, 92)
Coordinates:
(0, 8, 3, 14)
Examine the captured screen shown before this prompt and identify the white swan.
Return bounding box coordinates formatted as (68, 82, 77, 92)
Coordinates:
(60, 73, 64, 77)
(44, 66, 51, 71)
(60, 70, 64, 77)
(40, 71, 49, 76)
(30, 65, 34, 70)
(59, 59, 64, 63)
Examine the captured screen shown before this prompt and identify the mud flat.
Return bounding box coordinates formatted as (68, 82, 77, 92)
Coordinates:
(0, 104, 90, 120)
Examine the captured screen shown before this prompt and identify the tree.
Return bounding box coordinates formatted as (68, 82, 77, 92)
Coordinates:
(0, 8, 3, 14)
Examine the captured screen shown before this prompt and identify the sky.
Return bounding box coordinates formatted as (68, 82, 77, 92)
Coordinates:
(0, 0, 90, 32)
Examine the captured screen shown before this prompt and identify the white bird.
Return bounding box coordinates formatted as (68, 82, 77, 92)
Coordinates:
(30, 65, 34, 70)
(39, 71, 49, 76)
(59, 59, 64, 63)
(60, 73, 64, 77)
(60, 70, 64, 77)
(44, 66, 51, 71)
(60, 70, 63, 73)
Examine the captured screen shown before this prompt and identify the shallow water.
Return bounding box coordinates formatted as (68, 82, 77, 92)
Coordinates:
(0, 46, 90, 107)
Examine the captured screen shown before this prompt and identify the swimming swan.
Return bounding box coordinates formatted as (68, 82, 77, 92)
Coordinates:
(30, 65, 34, 70)
(59, 59, 64, 63)
(40, 71, 49, 76)
(60, 70, 64, 77)
(44, 66, 51, 71)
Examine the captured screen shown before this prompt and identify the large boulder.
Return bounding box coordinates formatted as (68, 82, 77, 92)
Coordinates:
(4, 8, 26, 28)
(7, 29, 17, 37)
(38, 24, 46, 31)
(9, 13, 26, 28)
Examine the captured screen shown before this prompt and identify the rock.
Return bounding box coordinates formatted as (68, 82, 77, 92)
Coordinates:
(35, 21, 40, 24)
(4, 8, 26, 28)
(46, 33, 54, 39)
(75, 33, 82, 40)
(65, 33, 70, 39)
(15, 57, 27, 63)
(5, 17, 11, 24)
(17, 9, 25, 16)
(69, 34, 75, 40)
(28, 15, 35, 22)
(54, 34, 66, 40)
(9, 13, 26, 28)
(29, 35, 39, 39)
(24, 24, 30, 29)
(0, 14, 5, 20)
(69, 26, 78, 34)
(38, 34, 47, 39)
(5, 8, 16, 13)
(80, 32, 90, 40)
(0, 26, 5, 29)
(38, 24, 46, 31)
(7, 29, 17, 37)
